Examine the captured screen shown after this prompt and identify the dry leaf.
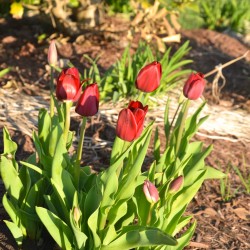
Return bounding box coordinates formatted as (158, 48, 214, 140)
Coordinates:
(233, 208, 250, 220)
(203, 207, 218, 217)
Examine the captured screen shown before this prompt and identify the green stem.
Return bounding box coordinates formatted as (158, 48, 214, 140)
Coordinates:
(74, 116, 87, 189)
(50, 67, 55, 117)
(63, 101, 72, 143)
(175, 99, 190, 155)
(76, 116, 87, 163)
(146, 203, 154, 225)
(138, 91, 145, 104)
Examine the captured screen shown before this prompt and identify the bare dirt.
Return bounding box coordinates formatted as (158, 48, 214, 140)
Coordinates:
(0, 15, 250, 250)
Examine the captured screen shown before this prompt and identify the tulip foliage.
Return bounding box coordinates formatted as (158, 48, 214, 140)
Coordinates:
(0, 40, 225, 250)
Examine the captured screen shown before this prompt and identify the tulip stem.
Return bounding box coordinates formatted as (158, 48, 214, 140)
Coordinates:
(138, 91, 145, 104)
(175, 100, 190, 156)
(50, 67, 55, 117)
(76, 116, 87, 163)
(146, 203, 154, 225)
(63, 101, 72, 144)
(75, 116, 87, 189)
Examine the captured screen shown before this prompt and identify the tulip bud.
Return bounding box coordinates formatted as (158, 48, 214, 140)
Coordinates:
(135, 61, 162, 93)
(56, 67, 81, 102)
(183, 72, 205, 100)
(143, 180, 159, 204)
(73, 207, 81, 224)
(116, 101, 148, 142)
(169, 175, 184, 194)
(75, 83, 99, 117)
(48, 40, 58, 65)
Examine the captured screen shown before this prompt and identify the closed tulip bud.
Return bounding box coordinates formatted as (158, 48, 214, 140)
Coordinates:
(169, 175, 184, 194)
(143, 180, 159, 204)
(75, 83, 99, 117)
(135, 61, 162, 93)
(56, 67, 81, 102)
(73, 207, 81, 224)
(116, 101, 148, 142)
(48, 40, 58, 65)
(183, 72, 205, 100)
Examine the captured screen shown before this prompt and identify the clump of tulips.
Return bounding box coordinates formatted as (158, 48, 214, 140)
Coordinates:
(0, 40, 224, 250)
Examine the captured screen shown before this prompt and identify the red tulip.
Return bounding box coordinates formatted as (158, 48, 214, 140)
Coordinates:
(116, 101, 148, 142)
(143, 180, 159, 203)
(135, 61, 162, 93)
(48, 40, 58, 65)
(75, 83, 99, 117)
(183, 72, 205, 100)
(56, 67, 81, 102)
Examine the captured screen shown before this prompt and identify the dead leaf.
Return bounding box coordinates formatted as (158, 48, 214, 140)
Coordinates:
(233, 208, 250, 220)
(203, 207, 218, 217)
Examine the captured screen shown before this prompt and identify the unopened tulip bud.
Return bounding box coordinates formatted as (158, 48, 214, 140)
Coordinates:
(75, 83, 99, 117)
(73, 207, 81, 224)
(183, 72, 205, 100)
(135, 61, 162, 93)
(143, 180, 159, 203)
(169, 175, 184, 194)
(48, 40, 58, 66)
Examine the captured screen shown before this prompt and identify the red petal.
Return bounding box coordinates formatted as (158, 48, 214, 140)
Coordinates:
(116, 109, 137, 142)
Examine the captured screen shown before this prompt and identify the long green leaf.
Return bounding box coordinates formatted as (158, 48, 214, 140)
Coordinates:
(101, 227, 177, 250)
(36, 207, 73, 250)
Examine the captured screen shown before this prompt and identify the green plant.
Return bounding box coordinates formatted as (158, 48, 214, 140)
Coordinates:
(220, 158, 249, 201)
(178, 0, 250, 34)
(0, 40, 225, 249)
(100, 41, 192, 102)
(0, 67, 12, 78)
(231, 156, 250, 194)
(104, 0, 133, 14)
(219, 164, 237, 201)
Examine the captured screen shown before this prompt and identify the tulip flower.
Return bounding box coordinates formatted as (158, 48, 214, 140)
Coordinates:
(183, 72, 205, 100)
(116, 101, 148, 142)
(143, 180, 159, 204)
(75, 83, 99, 117)
(56, 67, 81, 102)
(169, 175, 184, 194)
(48, 40, 58, 66)
(135, 61, 162, 93)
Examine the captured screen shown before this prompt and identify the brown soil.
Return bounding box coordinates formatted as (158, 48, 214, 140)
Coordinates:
(0, 15, 250, 249)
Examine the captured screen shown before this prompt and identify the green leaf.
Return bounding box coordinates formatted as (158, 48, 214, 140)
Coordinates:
(4, 220, 23, 246)
(168, 220, 197, 250)
(2, 126, 17, 155)
(0, 156, 24, 203)
(2, 194, 18, 224)
(205, 166, 225, 179)
(51, 134, 68, 184)
(20, 161, 44, 175)
(36, 207, 73, 250)
(88, 205, 101, 249)
(69, 211, 88, 249)
(23, 178, 45, 214)
(154, 127, 161, 162)
(0, 67, 11, 78)
(101, 227, 177, 250)
(38, 108, 51, 147)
